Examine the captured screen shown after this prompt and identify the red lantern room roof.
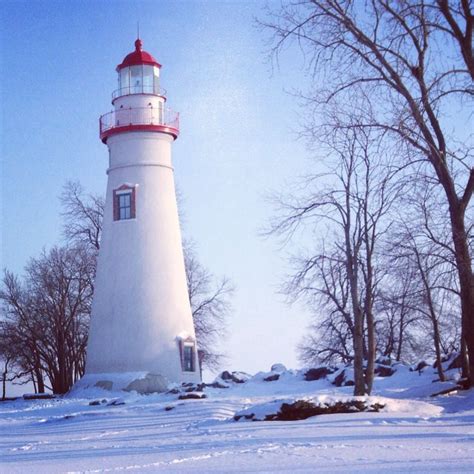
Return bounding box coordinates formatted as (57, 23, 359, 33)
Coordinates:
(116, 39, 162, 71)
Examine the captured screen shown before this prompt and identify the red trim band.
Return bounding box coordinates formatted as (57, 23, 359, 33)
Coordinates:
(100, 123, 179, 143)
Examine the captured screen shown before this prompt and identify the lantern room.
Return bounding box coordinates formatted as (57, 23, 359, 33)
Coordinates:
(100, 38, 179, 144)
(113, 39, 162, 99)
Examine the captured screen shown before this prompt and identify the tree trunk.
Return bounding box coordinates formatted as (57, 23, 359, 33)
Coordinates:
(396, 314, 404, 362)
(461, 336, 469, 380)
(57, 330, 68, 394)
(414, 246, 446, 382)
(2, 365, 7, 400)
(345, 233, 366, 394)
(448, 203, 474, 385)
(365, 307, 376, 394)
(353, 306, 366, 396)
(433, 318, 446, 382)
(423, 274, 445, 382)
(34, 366, 45, 394)
(31, 371, 37, 394)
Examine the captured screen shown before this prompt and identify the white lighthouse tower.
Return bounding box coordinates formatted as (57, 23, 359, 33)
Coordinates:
(84, 39, 201, 392)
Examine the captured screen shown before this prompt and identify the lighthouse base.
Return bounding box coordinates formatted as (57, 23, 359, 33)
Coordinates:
(70, 372, 170, 397)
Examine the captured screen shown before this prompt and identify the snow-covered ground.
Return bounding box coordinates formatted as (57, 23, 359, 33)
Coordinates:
(1, 363, 474, 473)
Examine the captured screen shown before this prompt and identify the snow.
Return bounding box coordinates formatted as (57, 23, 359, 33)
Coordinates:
(1, 363, 474, 473)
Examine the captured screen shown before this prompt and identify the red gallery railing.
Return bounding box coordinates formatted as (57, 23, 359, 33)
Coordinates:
(99, 107, 180, 142)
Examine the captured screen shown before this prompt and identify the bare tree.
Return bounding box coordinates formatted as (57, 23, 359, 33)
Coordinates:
(185, 243, 233, 371)
(264, 0, 474, 384)
(0, 325, 31, 399)
(388, 180, 462, 377)
(274, 126, 397, 395)
(376, 265, 421, 362)
(296, 250, 354, 365)
(0, 273, 46, 393)
(398, 236, 448, 380)
(0, 246, 94, 394)
(60, 181, 104, 252)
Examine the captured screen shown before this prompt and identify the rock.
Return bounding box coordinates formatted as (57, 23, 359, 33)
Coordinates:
(264, 374, 280, 382)
(220, 371, 234, 381)
(234, 413, 255, 421)
(375, 356, 392, 366)
(275, 400, 321, 421)
(275, 400, 385, 421)
(94, 380, 113, 391)
(447, 353, 463, 371)
(411, 361, 428, 372)
(88, 399, 107, 406)
(107, 399, 125, 406)
(231, 371, 251, 383)
(270, 363, 287, 373)
(433, 353, 454, 369)
(183, 382, 206, 392)
(266, 400, 386, 422)
(374, 364, 395, 377)
(217, 371, 250, 384)
(332, 369, 354, 387)
(207, 381, 229, 389)
(304, 367, 335, 381)
(178, 392, 207, 400)
(430, 384, 465, 397)
(234, 397, 387, 423)
(167, 388, 180, 394)
(333, 371, 345, 387)
(125, 373, 168, 394)
(23, 393, 57, 400)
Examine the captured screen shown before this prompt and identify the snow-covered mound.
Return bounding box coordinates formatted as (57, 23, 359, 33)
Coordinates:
(69, 371, 169, 396)
(234, 394, 442, 421)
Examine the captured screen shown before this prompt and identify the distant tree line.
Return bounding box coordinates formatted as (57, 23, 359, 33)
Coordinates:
(264, 0, 473, 394)
(0, 182, 232, 397)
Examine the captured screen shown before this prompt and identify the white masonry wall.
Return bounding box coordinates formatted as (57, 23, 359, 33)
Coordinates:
(86, 111, 201, 385)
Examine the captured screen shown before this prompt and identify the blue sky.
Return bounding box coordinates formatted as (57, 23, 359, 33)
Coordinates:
(1, 0, 316, 375)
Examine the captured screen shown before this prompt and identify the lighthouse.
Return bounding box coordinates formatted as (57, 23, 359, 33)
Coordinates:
(84, 39, 201, 392)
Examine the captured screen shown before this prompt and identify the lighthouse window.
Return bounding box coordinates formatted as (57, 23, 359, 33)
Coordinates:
(118, 193, 131, 220)
(113, 185, 136, 221)
(183, 345, 195, 372)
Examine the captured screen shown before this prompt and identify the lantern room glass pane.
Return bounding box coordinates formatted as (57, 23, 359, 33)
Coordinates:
(130, 65, 142, 93)
(143, 65, 154, 94)
(120, 68, 130, 94)
(153, 67, 160, 94)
